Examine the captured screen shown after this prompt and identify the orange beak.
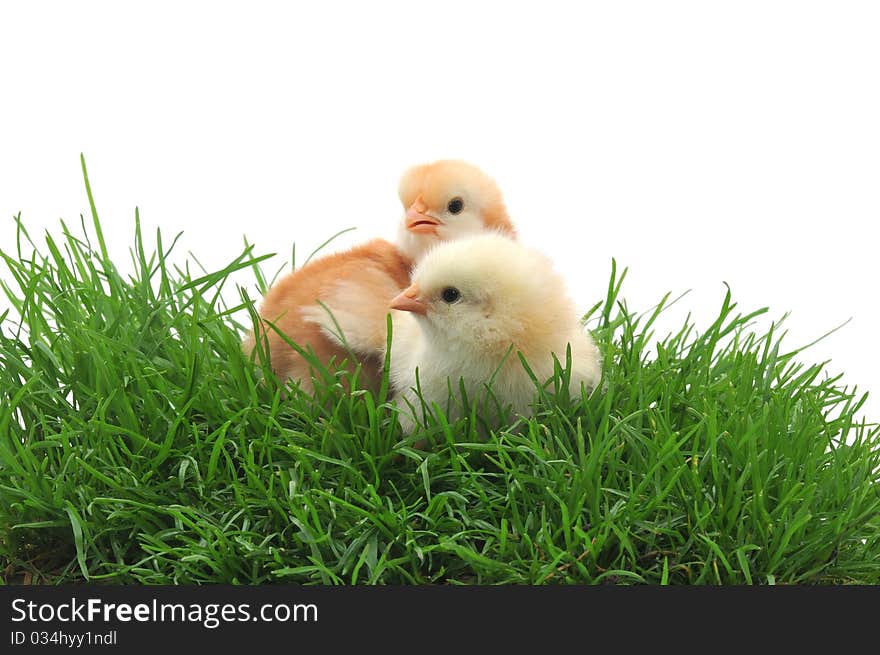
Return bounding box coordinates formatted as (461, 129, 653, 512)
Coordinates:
(390, 283, 428, 315)
(405, 196, 442, 235)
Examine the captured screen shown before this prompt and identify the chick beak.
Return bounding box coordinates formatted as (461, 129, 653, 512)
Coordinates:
(405, 196, 442, 235)
(390, 283, 428, 315)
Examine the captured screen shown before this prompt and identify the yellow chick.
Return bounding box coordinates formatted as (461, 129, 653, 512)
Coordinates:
(246, 161, 515, 392)
(387, 233, 602, 433)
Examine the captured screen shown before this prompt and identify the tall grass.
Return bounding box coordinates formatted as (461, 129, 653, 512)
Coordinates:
(1, 161, 878, 584)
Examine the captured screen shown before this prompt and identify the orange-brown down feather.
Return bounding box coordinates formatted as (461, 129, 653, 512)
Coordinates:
(244, 239, 412, 392)
(244, 160, 516, 395)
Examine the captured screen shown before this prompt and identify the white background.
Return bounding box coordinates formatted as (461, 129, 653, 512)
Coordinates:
(1, 2, 877, 420)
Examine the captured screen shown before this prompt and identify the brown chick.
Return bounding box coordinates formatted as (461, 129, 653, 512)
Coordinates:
(245, 160, 515, 393)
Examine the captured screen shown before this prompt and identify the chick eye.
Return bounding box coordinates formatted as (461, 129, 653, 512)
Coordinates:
(441, 287, 461, 304)
(447, 197, 464, 215)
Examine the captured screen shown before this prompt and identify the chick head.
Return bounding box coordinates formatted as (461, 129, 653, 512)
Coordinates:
(390, 233, 574, 358)
(396, 160, 515, 260)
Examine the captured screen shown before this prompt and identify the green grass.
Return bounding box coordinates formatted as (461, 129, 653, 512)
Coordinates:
(2, 162, 879, 585)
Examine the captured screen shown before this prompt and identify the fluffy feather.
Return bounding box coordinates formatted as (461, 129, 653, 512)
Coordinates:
(387, 233, 601, 433)
(245, 161, 515, 391)
(396, 159, 515, 261)
(247, 239, 410, 392)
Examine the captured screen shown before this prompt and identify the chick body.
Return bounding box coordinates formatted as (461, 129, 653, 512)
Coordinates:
(246, 161, 514, 392)
(247, 239, 410, 392)
(387, 234, 601, 433)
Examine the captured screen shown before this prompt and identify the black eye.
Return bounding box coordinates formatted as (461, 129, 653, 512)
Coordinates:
(441, 287, 461, 303)
(447, 198, 464, 214)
